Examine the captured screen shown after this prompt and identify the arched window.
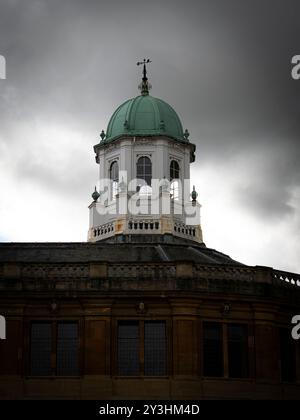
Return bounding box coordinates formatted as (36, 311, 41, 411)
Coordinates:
(170, 160, 180, 200)
(110, 161, 119, 199)
(137, 156, 152, 195)
(137, 156, 152, 185)
(170, 160, 180, 180)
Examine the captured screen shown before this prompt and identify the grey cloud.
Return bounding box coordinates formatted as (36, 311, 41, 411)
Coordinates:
(236, 183, 295, 221)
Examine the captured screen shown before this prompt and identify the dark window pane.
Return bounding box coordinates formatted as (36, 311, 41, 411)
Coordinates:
(228, 324, 249, 378)
(280, 328, 296, 382)
(137, 156, 152, 186)
(110, 161, 119, 199)
(118, 321, 139, 376)
(57, 322, 79, 376)
(203, 322, 223, 377)
(110, 161, 119, 182)
(145, 321, 166, 376)
(31, 323, 52, 376)
(170, 160, 179, 180)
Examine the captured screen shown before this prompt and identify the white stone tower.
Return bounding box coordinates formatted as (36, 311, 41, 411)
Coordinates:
(88, 60, 203, 243)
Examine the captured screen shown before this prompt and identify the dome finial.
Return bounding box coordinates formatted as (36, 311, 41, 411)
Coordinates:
(100, 130, 106, 141)
(92, 186, 100, 202)
(191, 185, 198, 206)
(137, 58, 152, 95)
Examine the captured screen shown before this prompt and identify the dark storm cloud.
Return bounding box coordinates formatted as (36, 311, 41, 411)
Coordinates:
(0, 0, 299, 266)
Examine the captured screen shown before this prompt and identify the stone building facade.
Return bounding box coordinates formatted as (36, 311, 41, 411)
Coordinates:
(0, 64, 300, 399)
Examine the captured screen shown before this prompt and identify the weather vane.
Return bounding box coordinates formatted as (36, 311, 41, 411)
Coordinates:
(137, 58, 152, 95)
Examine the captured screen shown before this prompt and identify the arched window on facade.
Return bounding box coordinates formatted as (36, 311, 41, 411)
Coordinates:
(110, 161, 119, 200)
(170, 160, 180, 200)
(136, 156, 152, 195)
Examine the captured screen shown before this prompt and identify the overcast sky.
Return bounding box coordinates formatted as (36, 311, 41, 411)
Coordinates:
(0, 0, 299, 273)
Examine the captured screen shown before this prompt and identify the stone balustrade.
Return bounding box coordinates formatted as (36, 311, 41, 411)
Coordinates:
(90, 219, 199, 241)
(91, 222, 115, 240)
(273, 269, 300, 287)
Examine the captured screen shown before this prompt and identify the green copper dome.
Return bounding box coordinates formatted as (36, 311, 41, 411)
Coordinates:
(102, 94, 188, 144)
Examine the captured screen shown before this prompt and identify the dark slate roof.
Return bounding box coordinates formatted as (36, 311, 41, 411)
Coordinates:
(0, 235, 244, 266)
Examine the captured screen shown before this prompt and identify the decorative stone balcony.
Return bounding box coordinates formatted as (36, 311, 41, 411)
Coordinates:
(91, 222, 115, 240)
(88, 217, 202, 243)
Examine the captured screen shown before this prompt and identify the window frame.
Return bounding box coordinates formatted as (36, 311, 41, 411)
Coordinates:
(109, 160, 119, 200)
(27, 320, 81, 378)
(201, 320, 250, 380)
(136, 155, 152, 189)
(114, 318, 169, 378)
(170, 159, 180, 200)
(202, 321, 224, 378)
(227, 323, 249, 379)
(170, 159, 180, 181)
